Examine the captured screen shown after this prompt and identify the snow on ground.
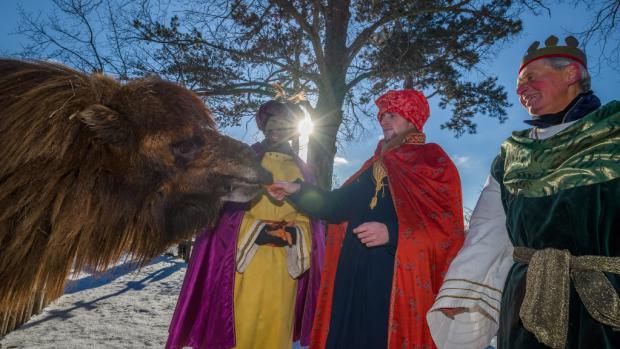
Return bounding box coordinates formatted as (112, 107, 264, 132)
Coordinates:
(0, 255, 307, 349)
(1, 255, 186, 349)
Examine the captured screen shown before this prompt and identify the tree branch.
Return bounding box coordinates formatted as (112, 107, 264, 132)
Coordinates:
(18, 10, 100, 71)
(195, 87, 273, 96)
(133, 24, 322, 83)
(345, 71, 373, 90)
(310, 0, 324, 35)
(106, 0, 129, 78)
(346, 0, 473, 67)
(271, 0, 327, 75)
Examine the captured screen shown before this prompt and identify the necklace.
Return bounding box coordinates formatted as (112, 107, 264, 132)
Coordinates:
(370, 160, 387, 209)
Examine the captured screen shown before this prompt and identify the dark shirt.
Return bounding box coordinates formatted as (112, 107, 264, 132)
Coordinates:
(289, 167, 398, 349)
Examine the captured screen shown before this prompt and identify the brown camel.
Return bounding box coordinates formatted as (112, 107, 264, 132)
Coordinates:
(0, 59, 272, 336)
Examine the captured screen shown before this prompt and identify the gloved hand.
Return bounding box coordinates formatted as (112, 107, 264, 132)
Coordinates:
(255, 223, 297, 247)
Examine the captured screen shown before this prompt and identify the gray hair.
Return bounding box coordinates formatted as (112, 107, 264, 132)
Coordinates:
(544, 57, 591, 92)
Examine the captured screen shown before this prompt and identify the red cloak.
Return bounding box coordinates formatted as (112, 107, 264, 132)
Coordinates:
(310, 136, 465, 349)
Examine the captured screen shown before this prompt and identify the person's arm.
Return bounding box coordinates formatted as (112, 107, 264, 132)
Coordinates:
(286, 175, 368, 223)
(426, 175, 514, 349)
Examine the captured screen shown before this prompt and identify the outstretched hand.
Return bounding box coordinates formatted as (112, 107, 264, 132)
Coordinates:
(352, 222, 389, 247)
(266, 180, 301, 201)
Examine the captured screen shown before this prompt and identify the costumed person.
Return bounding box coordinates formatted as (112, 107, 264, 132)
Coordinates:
(427, 35, 620, 349)
(166, 98, 325, 349)
(267, 89, 465, 349)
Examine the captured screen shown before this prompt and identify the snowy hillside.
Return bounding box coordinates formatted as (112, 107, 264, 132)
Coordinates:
(0, 256, 186, 348)
(0, 255, 307, 349)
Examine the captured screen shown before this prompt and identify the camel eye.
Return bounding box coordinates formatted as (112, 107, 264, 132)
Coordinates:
(171, 140, 196, 154)
(177, 142, 193, 154)
(170, 136, 204, 163)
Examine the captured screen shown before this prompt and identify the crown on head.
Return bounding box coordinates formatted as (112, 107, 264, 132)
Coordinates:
(519, 35, 586, 73)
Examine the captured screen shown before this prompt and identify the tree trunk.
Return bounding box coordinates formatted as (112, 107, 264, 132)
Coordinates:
(404, 75, 414, 89)
(308, 97, 343, 189)
(307, 0, 350, 189)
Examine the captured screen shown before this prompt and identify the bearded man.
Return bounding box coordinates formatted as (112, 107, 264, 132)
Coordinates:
(269, 89, 464, 349)
(428, 36, 620, 349)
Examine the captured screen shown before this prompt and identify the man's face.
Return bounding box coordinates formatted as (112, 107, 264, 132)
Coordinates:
(516, 60, 579, 116)
(263, 115, 297, 144)
(380, 112, 415, 140)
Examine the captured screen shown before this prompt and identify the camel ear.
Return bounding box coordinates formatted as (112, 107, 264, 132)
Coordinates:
(76, 104, 131, 145)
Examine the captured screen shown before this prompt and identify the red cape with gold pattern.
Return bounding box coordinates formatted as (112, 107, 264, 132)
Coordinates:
(310, 135, 465, 349)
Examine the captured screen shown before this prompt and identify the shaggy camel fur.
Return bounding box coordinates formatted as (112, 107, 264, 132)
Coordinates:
(0, 59, 271, 335)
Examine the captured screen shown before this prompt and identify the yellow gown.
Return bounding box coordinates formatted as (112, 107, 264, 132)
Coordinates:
(232, 151, 312, 349)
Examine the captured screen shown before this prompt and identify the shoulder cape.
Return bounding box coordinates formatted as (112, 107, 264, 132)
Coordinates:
(492, 101, 620, 198)
(310, 139, 465, 349)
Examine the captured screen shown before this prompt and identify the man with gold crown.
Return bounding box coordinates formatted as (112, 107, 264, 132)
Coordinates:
(427, 35, 620, 349)
(268, 89, 465, 349)
(166, 99, 325, 349)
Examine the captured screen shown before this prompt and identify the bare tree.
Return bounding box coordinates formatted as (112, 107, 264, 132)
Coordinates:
(572, 0, 620, 73)
(19, 0, 529, 188)
(17, 0, 140, 78)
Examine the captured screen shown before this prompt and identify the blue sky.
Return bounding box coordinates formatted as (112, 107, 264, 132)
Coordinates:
(2, 1, 619, 210)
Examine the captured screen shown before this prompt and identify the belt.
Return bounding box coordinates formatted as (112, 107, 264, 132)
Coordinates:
(513, 246, 620, 348)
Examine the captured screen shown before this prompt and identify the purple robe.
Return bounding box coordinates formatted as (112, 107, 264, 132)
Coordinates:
(166, 143, 325, 349)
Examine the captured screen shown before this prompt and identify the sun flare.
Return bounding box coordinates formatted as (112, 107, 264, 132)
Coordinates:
(298, 116, 314, 137)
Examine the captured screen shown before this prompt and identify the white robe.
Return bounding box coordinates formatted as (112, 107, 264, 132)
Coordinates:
(426, 122, 576, 349)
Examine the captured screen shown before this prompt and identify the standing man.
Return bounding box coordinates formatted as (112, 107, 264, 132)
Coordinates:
(428, 35, 620, 349)
(268, 89, 464, 349)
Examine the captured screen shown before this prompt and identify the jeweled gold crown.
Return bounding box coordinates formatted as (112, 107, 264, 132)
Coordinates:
(519, 35, 586, 72)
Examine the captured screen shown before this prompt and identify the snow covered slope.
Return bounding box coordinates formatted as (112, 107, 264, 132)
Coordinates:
(0, 256, 185, 349)
(0, 255, 307, 349)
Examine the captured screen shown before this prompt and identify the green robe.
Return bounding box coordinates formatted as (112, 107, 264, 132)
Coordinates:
(492, 101, 620, 348)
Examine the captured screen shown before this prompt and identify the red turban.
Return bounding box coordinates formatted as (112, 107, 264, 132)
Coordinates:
(375, 89, 430, 131)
